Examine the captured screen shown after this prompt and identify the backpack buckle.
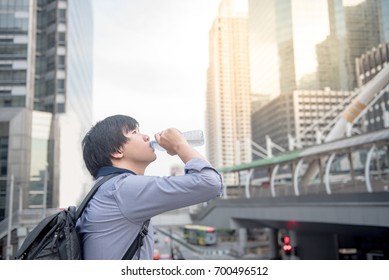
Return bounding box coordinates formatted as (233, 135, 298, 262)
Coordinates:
(140, 223, 148, 237)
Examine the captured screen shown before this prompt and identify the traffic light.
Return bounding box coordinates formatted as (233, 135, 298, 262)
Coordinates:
(281, 235, 290, 244)
(281, 235, 293, 256)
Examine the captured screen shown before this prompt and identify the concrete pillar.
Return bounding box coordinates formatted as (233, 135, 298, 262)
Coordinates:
(17, 227, 28, 250)
(238, 228, 247, 256)
(267, 228, 279, 259)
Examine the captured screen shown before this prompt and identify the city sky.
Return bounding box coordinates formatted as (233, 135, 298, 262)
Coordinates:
(92, 0, 221, 175)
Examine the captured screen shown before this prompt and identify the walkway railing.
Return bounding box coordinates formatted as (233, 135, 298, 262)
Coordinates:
(218, 129, 389, 200)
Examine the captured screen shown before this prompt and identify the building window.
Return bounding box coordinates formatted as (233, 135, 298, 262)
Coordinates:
(47, 32, 56, 48)
(58, 55, 65, 69)
(58, 32, 66, 46)
(57, 79, 65, 92)
(0, 136, 8, 176)
(59, 9, 66, 23)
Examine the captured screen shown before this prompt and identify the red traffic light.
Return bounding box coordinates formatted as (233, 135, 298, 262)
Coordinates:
(282, 235, 291, 244)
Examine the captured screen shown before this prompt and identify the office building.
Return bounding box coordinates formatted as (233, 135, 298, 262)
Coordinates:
(325, 0, 386, 90)
(251, 93, 272, 113)
(379, 0, 389, 43)
(205, 0, 252, 185)
(248, 0, 332, 95)
(248, 0, 388, 164)
(251, 89, 355, 157)
(356, 43, 389, 132)
(0, 0, 93, 259)
(248, 0, 387, 96)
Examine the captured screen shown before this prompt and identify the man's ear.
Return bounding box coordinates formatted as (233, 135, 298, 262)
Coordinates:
(111, 150, 124, 159)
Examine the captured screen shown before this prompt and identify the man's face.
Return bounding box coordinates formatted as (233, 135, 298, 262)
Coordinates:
(121, 128, 157, 165)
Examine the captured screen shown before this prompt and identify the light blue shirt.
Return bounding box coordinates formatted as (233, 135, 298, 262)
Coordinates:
(76, 158, 223, 260)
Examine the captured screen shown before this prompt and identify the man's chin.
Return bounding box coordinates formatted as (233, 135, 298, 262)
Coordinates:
(150, 154, 157, 162)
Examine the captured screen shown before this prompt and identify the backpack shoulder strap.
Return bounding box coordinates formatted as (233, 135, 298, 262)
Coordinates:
(122, 219, 150, 260)
(76, 172, 148, 260)
(75, 173, 119, 220)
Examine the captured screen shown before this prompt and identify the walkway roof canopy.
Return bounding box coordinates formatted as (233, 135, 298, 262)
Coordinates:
(218, 128, 389, 173)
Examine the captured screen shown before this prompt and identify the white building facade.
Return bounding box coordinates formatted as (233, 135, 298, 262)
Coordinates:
(206, 0, 252, 186)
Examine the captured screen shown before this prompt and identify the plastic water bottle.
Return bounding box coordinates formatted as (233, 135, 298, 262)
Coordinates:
(150, 130, 204, 151)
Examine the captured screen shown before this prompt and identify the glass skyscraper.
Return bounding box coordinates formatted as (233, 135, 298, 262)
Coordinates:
(380, 0, 389, 42)
(249, 0, 389, 159)
(326, 0, 386, 90)
(249, 0, 331, 95)
(248, 0, 388, 96)
(67, 1, 93, 131)
(0, 0, 93, 259)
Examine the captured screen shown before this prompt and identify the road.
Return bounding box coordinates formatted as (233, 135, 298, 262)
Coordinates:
(153, 226, 236, 260)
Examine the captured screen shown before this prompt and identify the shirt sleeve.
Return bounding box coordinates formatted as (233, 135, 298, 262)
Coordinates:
(112, 158, 223, 224)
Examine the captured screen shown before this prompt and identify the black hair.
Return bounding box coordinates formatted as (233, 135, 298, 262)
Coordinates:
(82, 115, 139, 178)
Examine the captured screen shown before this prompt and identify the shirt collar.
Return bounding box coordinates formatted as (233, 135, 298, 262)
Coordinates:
(96, 166, 136, 178)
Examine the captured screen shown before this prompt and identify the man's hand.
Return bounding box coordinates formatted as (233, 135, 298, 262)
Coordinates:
(154, 128, 207, 163)
(154, 128, 188, 155)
